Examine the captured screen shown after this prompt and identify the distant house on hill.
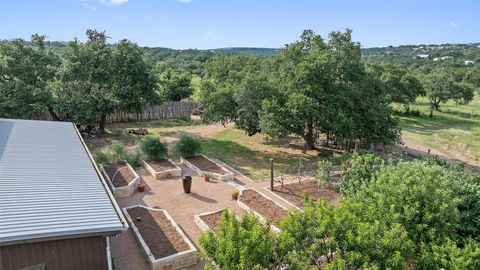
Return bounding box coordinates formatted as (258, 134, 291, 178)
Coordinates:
(0, 119, 128, 270)
(433, 56, 453, 61)
(416, 54, 429, 59)
(464, 60, 475, 65)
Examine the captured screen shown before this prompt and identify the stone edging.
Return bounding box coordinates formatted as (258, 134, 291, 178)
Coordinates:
(237, 188, 288, 233)
(142, 159, 182, 180)
(194, 208, 241, 233)
(123, 205, 198, 270)
(263, 186, 303, 211)
(180, 155, 234, 181)
(194, 208, 225, 233)
(100, 162, 140, 198)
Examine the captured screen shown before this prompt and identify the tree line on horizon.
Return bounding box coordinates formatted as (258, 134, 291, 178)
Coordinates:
(0, 29, 477, 149)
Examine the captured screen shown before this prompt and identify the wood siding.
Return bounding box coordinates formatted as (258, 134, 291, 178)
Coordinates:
(0, 236, 107, 270)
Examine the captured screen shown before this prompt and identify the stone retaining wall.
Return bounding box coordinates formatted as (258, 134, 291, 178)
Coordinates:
(123, 205, 198, 270)
(142, 159, 182, 180)
(180, 155, 234, 181)
(237, 188, 288, 233)
(100, 163, 140, 198)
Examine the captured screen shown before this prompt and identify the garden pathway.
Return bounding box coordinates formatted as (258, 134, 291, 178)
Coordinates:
(110, 160, 296, 270)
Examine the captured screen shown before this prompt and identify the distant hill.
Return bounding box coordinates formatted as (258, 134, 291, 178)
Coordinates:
(208, 47, 281, 57)
(3, 39, 479, 67)
(361, 43, 480, 67)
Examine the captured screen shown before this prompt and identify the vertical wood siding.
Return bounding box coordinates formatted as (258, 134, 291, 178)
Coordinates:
(1, 236, 107, 270)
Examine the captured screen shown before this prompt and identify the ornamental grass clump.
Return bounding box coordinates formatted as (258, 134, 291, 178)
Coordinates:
(316, 160, 333, 187)
(140, 138, 168, 161)
(174, 134, 202, 158)
(94, 142, 141, 167)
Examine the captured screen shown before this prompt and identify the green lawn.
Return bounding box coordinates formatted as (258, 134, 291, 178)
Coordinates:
(200, 128, 324, 180)
(398, 93, 480, 165)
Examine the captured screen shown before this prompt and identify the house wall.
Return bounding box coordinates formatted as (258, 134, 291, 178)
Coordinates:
(0, 236, 108, 270)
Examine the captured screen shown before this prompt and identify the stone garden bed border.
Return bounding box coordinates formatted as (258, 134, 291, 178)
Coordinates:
(123, 205, 197, 270)
(100, 162, 140, 198)
(263, 186, 303, 211)
(142, 159, 182, 180)
(237, 188, 288, 233)
(194, 208, 241, 233)
(181, 155, 234, 181)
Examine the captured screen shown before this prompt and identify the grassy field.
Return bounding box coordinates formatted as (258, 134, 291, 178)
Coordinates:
(201, 128, 326, 180)
(84, 118, 332, 180)
(398, 93, 480, 165)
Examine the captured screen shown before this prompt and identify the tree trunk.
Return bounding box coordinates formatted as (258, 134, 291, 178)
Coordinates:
(47, 106, 60, 121)
(429, 108, 434, 118)
(99, 115, 107, 134)
(303, 121, 315, 150)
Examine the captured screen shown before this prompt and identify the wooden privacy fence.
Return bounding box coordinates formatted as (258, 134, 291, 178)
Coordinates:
(32, 101, 194, 123)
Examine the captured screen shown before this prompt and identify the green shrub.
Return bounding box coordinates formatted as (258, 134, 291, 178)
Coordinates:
(109, 142, 128, 163)
(339, 152, 384, 196)
(419, 239, 480, 270)
(316, 160, 333, 186)
(351, 161, 461, 245)
(126, 149, 142, 168)
(199, 211, 277, 270)
(279, 199, 414, 269)
(174, 134, 202, 158)
(94, 152, 110, 165)
(140, 138, 168, 161)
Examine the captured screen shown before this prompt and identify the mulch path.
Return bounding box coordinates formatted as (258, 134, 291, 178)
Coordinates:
(147, 159, 177, 171)
(187, 156, 227, 175)
(271, 180, 339, 209)
(104, 164, 136, 188)
(127, 207, 190, 260)
(200, 210, 226, 232)
(240, 189, 287, 226)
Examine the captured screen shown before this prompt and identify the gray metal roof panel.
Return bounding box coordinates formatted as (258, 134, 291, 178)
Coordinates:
(0, 119, 127, 244)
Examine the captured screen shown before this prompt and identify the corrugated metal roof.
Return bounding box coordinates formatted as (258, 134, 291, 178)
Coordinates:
(0, 119, 128, 245)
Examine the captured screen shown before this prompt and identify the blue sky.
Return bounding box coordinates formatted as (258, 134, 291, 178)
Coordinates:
(0, 0, 479, 49)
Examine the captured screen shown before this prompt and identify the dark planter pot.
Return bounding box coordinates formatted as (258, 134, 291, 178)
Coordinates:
(183, 176, 192, 194)
(138, 184, 146, 192)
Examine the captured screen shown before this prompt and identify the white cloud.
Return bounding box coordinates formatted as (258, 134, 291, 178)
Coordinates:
(178, 0, 192, 3)
(449, 21, 460, 27)
(100, 0, 128, 5)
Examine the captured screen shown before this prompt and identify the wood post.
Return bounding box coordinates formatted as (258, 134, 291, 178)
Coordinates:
(270, 158, 274, 191)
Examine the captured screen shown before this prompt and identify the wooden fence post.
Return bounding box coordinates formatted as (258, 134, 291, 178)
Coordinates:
(270, 158, 274, 191)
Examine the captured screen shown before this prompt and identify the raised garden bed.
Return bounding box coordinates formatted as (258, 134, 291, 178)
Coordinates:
(123, 205, 197, 270)
(238, 189, 288, 231)
(268, 180, 339, 209)
(194, 209, 239, 233)
(142, 159, 181, 180)
(100, 163, 140, 198)
(181, 155, 234, 181)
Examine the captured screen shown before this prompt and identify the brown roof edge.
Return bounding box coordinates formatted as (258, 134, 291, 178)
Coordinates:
(72, 123, 129, 232)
